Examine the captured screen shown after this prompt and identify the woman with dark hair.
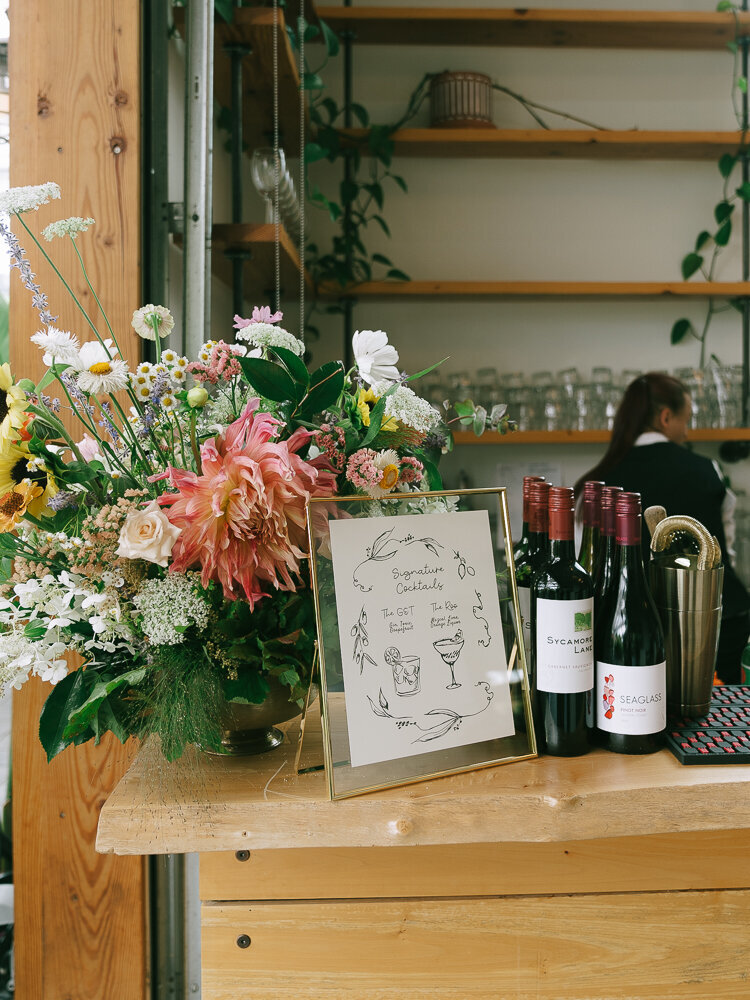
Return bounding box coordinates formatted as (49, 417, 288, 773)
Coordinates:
(576, 371, 750, 683)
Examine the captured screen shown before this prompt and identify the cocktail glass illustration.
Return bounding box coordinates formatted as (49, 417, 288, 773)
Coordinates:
(433, 630, 465, 690)
(385, 647, 421, 696)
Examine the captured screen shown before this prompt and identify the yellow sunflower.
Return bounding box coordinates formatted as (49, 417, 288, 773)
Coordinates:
(0, 479, 44, 533)
(355, 387, 399, 433)
(0, 440, 57, 518)
(0, 363, 29, 443)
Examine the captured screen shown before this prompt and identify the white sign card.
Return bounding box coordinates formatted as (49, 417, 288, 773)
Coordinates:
(328, 509, 515, 768)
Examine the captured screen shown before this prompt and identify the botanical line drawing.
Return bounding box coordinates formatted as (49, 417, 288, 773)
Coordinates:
(433, 629, 465, 689)
(351, 606, 377, 674)
(473, 590, 491, 647)
(454, 549, 476, 581)
(352, 526, 444, 592)
(384, 645, 421, 696)
(367, 682, 495, 744)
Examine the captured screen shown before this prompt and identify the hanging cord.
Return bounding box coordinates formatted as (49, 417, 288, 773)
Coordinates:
(272, 0, 281, 312)
(298, 14, 305, 342)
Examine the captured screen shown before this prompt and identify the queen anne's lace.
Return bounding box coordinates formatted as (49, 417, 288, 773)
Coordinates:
(0, 182, 61, 215)
(42, 217, 95, 241)
(371, 380, 439, 434)
(132, 573, 211, 645)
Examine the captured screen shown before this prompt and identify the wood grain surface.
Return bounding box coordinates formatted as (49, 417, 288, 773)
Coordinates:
(201, 891, 750, 999)
(199, 828, 750, 901)
(9, 0, 147, 996)
(97, 714, 750, 854)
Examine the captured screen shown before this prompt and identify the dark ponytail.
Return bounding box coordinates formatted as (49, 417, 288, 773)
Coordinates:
(574, 372, 687, 497)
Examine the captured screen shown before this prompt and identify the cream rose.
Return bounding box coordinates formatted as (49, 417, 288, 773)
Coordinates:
(116, 501, 181, 568)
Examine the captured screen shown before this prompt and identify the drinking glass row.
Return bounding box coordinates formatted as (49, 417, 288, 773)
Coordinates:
(420, 365, 746, 432)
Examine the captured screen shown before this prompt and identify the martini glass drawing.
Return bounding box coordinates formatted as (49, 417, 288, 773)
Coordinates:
(433, 630, 465, 690)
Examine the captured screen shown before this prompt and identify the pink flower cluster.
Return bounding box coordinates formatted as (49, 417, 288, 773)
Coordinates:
(345, 448, 382, 492)
(187, 341, 243, 384)
(398, 455, 424, 485)
(314, 422, 346, 472)
(155, 400, 337, 608)
(233, 306, 283, 330)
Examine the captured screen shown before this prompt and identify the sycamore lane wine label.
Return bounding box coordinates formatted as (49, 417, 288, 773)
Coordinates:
(535, 597, 594, 693)
(596, 660, 666, 735)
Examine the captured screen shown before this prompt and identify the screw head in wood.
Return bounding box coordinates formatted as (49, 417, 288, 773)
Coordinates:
(236, 935, 251, 949)
(235, 850, 250, 862)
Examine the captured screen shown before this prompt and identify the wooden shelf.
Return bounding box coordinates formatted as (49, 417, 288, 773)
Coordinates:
(453, 428, 750, 446)
(343, 128, 747, 161)
(174, 7, 306, 154)
(175, 223, 311, 296)
(319, 280, 750, 300)
(315, 7, 750, 50)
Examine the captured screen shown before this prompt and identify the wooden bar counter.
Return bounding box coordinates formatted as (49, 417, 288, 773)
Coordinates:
(97, 724, 750, 999)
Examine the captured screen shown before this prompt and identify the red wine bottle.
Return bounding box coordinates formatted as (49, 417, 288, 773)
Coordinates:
(513, 475, 546, 565)
(595, 491, 666, 755)
(532, 486, 594, 756)
(594, 484, 623, 602)
(578, 480, 604, 575)
(516, 480, 550, 674)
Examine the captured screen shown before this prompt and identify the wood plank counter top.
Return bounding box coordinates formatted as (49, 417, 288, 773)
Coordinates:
(96, 719, 750, 855)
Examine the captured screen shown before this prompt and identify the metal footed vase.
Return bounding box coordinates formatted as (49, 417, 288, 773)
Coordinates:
(205, 677, 313, 756)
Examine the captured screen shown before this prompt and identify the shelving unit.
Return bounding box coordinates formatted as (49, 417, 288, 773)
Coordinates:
(453, 428, 750, 446)
(342, 127, 747, 161)
(315, 7, 750, 50)
(173, 6, 306, 153)
(318, 280, 750, 300)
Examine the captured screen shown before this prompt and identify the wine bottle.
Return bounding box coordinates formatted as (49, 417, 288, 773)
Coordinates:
(515, 480, 550, 675)
(578, 480, 604, 575)
(533, 486, 594, 756)
(513, 475, 546, 565)
(593, 484, 623, 603)
(595, 491, 666, 755)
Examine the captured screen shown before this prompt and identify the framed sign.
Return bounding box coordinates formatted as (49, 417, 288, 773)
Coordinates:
(307, 489, 536, 800)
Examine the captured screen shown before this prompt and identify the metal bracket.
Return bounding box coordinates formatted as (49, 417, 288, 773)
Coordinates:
(167, 201, 185, 236)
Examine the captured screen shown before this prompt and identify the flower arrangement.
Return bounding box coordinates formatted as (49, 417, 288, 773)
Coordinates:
(0, 182, 466, 761)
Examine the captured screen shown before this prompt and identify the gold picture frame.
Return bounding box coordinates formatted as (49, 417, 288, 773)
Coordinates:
(306, 488, 537, 800)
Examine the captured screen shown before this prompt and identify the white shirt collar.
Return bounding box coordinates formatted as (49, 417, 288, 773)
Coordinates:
(633, 431, 670, 447)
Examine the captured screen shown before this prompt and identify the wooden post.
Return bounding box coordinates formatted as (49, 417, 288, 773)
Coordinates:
(8, 1, 147, 997)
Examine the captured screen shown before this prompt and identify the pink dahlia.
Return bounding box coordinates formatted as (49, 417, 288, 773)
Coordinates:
(155, 400, 337, 607)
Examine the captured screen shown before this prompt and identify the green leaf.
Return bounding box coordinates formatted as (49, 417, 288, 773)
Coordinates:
(303, 22, 321, 42)
(340, 178, 359, 204)
(305, 142, 329, 164)
(717, 1, 734, 11)
(304, 72, 325, 92)
(372, 253, 393, 266)
(239, 357, 298, 402)
(739, 76, 748, 94)
(681, 252, 704, 280)
(39, 671, 90, 761)
(364, 182, 384, 210)
(420, 457, 443, 491)
(720, 153, 738, 178)
(390, 174, 408, 193)
(386, 268, 410, 281)
(670, 318, 694, 345)
(736, 182, 750, 201)
(223, 671, 270, 705)
(372, 214, 391, 237)
(454, 400, 475, 418)
(320, 18, 340, 57)
(214, 0, 234, 23)
(63, 669, 147, 742)
(715, 219, 732, 246)
(268, 345, 309, 387)
(297, 361, 345, 416)
(695, 230, 712, 251)
(727, 40, 739, 54)
(350, 103, 369, 127)
(715, 200, 734, 223)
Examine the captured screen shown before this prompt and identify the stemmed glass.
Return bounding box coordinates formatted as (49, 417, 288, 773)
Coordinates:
(251, 147, 284, 224)
(433, 631, 465, 690)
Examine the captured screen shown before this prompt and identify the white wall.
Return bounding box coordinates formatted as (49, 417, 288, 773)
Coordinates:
(301, 0, 750, 548)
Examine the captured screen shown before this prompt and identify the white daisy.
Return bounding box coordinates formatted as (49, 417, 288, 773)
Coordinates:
(136, 362, 153, 376)
(161, 349, 179, 365)
(134, 384, 152, 401)
(30, 326, 81, 366)
(367, 449, 402, 499)
(77, 358, 130, 395)
(352, 329, 400, 385)
(199, 341, 217, 363)
(169, 368, 186, 384)
(174, 355, 189, 369)
(131, 304, 175, 341)
(160, 394, 177, 412)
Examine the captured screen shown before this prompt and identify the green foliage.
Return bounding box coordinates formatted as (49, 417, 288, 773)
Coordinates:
(671, 318, 695, 345)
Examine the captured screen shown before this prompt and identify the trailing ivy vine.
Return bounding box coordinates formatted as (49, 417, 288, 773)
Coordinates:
(671, 0, 749, 367)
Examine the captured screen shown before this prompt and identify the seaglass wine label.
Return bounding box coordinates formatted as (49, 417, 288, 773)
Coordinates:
(596, 661, 666, 735)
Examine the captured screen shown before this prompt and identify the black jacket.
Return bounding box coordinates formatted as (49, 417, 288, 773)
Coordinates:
(604, 441, 750, 619)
